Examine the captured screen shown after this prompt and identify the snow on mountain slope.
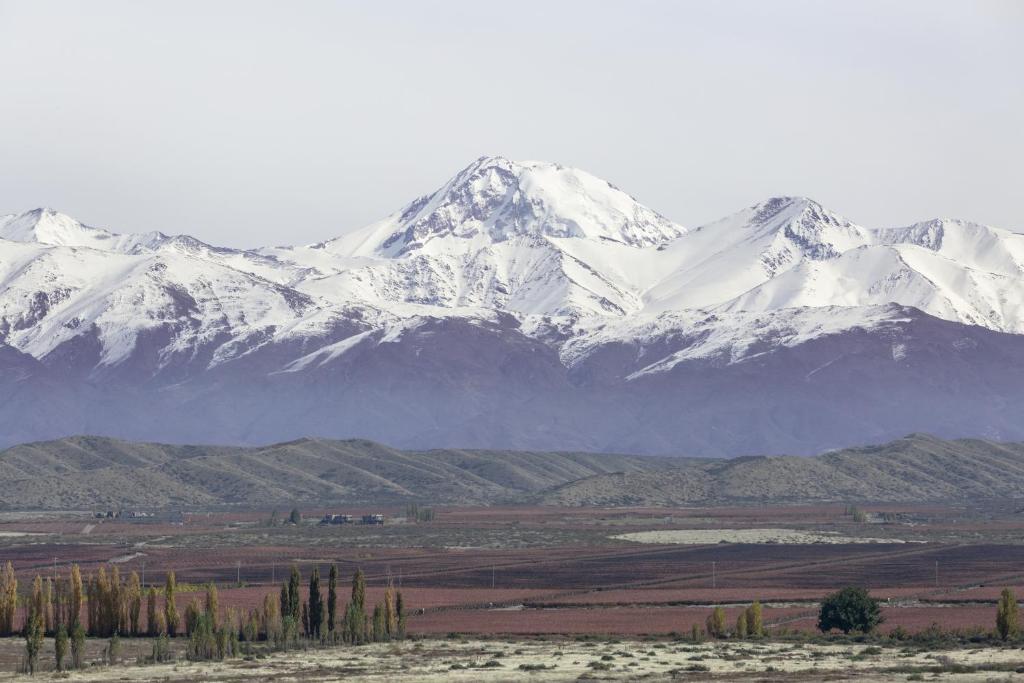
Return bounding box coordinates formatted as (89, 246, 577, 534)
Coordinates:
(3, 156, 1024, 383)
(0, 238, 323, 371)
(5, 158, 1024, 455)
(643, 197, 874, 312)
(324, 156, 684, 257)
(0, 208, 167, 252)
(878, 218, 1024, 276)
(262, 156, 687, 317)
(716, 219, 1024, 333)
(559, 304, 915, 375)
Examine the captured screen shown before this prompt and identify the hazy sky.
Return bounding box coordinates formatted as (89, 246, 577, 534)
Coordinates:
(1, 1, 1021, 247)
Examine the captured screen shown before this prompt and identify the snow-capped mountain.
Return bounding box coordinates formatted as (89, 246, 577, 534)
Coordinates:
(1, 156, 1022, 455)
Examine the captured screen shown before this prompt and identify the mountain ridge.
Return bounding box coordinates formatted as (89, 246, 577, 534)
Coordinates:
(2, 433, 1023, 509)
(2, 156, 1024, 455)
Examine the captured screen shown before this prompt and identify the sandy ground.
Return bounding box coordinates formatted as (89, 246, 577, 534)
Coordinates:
(615, 527, 910, 544)
(5, 639, 1024, 682)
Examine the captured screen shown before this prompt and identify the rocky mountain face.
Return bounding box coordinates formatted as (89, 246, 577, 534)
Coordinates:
(2, 156, 1023, 455)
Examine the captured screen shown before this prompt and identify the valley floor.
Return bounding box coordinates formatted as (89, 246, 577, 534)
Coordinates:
(4, 503, 1024, 680)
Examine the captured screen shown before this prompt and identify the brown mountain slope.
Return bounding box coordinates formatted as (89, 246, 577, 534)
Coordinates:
(539, 434, 1024, 506)
(0, 436, 675, 509)
(3, 434, 1023, 509)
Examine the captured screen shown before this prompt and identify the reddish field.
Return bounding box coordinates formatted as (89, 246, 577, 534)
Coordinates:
(409, 605, 815, 635)
(2, 503, 1024, 637)
(526, 586, 934, 606)
(779, 605, 999, 634)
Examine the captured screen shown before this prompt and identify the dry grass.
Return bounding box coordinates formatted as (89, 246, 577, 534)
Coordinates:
(0, 638, 1022, 682)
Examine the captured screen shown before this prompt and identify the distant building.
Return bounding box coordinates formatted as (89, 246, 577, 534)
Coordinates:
(317, 513, 384, 525)
(319, 514, 355, 525)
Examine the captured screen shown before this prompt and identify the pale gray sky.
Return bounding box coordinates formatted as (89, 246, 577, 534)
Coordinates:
(1, 0, 1021, 247)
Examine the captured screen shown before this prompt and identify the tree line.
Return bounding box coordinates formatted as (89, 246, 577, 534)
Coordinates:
(277, 565, 406, 646)
(0, 560, 406, 674)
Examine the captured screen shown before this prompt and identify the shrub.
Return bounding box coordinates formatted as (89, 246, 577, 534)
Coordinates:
(818, 587, 883, 634)
(108, 633, 121, 665)
(151, 633, 172, 663)
(187, 614, 219, 661)
(706, 607, 727, 638)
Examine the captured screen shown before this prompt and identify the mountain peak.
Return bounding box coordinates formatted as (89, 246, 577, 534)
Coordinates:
(0, 208, 102, 246)
(329, 157, 685, 257)
(744, 196, 870, 263)
(0, 208, 174, 254)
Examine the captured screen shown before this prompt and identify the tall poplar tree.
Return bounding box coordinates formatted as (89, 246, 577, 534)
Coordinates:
(205, 583, 220, 630)
(997, 588, 1019, 640)
(69, 564, 83, 630)
(164, 572, 179, 637)
(127, 571, 142, 636)
(308, 568, 322, 640)
(351, 569, 365, 613)
(287, 565, 301, 622)
(0, 561, 17, 636)
(383, 580, 396, 637)
(146, 587, 159, 636)
(327, 565, 338, 636)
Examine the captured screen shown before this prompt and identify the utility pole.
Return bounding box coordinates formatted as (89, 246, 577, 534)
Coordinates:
(491, 565, 495, 589)
(237, 561, 241, 586)
(712, 561, 716, 589)
(272, 562, 276, 585)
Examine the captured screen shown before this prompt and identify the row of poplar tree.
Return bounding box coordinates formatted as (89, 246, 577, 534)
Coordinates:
(278, 565, 406, 645)
(0, 561, 162, 639)
(0, 560, 406, 649)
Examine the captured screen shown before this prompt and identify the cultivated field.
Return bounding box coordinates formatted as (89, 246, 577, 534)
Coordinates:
(2, 502, 1024, 679)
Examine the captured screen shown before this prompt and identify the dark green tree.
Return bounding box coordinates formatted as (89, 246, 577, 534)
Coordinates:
(289, 508, 302, 525)
(279, 584, 289, 626)
(371, 604, 385, 642)
(70, 623, 86, 669)
(108, 633, 121, 665)
(343, 602, 363, 644)
(327, 565, 338, 636)
(54, 624, 68, 671)
(351, 569, 365, 612)
(396, 591, 406, 639)
(817, 586, 883, 634)
(25, 613, 44, 675)
(308, 567, 322, 640)
(186, 613, 218, 661)
(287, 565, 302, 622)
(146, 587, 159, 636)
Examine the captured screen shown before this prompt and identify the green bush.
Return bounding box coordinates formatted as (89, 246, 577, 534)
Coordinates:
(818, 587, 883, 634)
